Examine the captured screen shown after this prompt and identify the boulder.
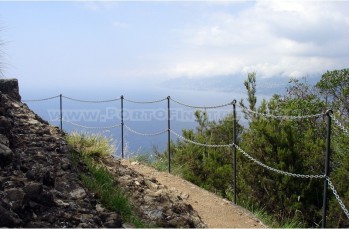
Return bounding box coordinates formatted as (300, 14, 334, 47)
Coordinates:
(0, 143, 13, 167)
(3, 188, 25, 212)
(0, 134, 9, 146)
(0, 204, 22, 227)
(0, 116, 12, 134)
(0, 79, 21, 101)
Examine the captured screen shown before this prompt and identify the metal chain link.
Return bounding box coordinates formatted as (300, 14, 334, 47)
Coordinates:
(123, 97, 167, 104)
(170, 129, 233, 147)
(170, 97, 233, 109)
(124, 124, 168, 136)
(63, 120, 121, 129)
(326, 177, 349, 218)
(22, 95, 60, 102)
(62, 95, 120, 103)
(238, 105, 324, 120)
(234, 143, 325, 179)
(329, 113, 349, 135)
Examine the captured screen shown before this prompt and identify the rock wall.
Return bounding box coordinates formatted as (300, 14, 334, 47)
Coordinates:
(0, 81, 122, 227)
(0, 79, 21, 101)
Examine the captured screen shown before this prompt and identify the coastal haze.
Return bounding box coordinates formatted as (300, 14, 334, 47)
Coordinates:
(1, 1, 348, 155)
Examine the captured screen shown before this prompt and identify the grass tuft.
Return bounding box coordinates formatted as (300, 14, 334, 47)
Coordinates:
(66, 132, 147, 228)
(242, 201, 305, 228)
(66, 131, 115, 158)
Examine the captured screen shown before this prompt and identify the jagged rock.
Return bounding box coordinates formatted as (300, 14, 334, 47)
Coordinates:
(145, 178, 159, 190)
(0, 204, 22, 227)
(0, 81, 122, 228)
(96, 204, 106, 213)
(0, 79, 21, 101)
(0, 116, 12, 135)
(104, 213, 123, 228)
(102, 156, 207, 228)
(0, 134, 9, 146)
(3, 188, 25, 211)
(0, 143, 13, 167)
(70, 188, 87, 199)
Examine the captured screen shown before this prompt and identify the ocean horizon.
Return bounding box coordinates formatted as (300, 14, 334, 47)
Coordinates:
(21, 85, 272, 158)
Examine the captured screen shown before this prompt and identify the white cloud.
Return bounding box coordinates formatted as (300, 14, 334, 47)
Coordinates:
(171, 57, 243, 78)
(163, 0, 348, 79)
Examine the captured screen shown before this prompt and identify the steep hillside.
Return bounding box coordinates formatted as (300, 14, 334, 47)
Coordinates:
(0, 79, 123, 227)
(0, 79, 206, 228)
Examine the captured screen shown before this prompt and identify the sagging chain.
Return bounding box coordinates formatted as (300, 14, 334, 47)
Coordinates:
(326, 177, 349, 218)
(124, 124, 168, 136)
(238, 105, 324, 120)
(329, 113, 349, 135)
(63, 120, 121, 129)
(234, 143, 325, 179)
(170, 129, 234, 148)
(170, 97, 233, 109)
(123, 97, 167, 104)
(22, 95, 60, 102)
(62, 96, 120, 103)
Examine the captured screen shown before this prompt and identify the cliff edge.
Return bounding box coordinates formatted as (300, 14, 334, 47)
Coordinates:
(0, 79, 207, 228)
(0, 79, 122, 227)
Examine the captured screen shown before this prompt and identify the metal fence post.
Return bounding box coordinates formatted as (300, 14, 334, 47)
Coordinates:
(121, 95, 124, 159)
(232, 99, 237, 205)
(60, 94, 63, 131)
(167, 96, 171, 173)
(322, 109, 332, 228)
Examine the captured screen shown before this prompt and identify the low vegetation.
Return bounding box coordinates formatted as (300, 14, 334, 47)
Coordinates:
(67, 132, 146, 228)
(141, 69, 349, 228)
(66, 131, 115, 158)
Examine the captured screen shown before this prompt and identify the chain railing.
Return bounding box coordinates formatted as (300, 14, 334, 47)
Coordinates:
(170, 129, 233, 148)
(24, 94, 349, 225)
(124, 97, 167, 104)
(62, 119, 121, 130)
(233, 143, 325, 179)
(124, 124, 168, 136)
(22, 95, 60, 102)
(171, 130, 349, 218)
(329, 113, 349, 135)
(326, 177, 349, 218)
(238, 105, 324, 120)
(170, 97, 233, 109)
(62, 95, 121, 103)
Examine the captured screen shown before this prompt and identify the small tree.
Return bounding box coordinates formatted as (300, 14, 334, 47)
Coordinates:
(238, 72, 348, 227)
(316, 69, 349, 121)
(239, 72, 257, 121)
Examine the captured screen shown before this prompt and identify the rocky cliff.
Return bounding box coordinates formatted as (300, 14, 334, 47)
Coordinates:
(0, 79, 206, 228)
(0, 79, 123, 227)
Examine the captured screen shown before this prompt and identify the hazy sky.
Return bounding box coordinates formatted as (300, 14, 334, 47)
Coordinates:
(1, 1, 348, 92)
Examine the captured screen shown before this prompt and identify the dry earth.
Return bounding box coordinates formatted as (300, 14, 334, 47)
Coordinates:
(121, 159, 266, 228)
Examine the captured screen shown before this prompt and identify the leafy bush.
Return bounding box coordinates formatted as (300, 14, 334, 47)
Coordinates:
(152, 70, 349, 228)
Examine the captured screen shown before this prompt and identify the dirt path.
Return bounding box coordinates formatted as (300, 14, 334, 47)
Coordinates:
(121, 159, 266, 228)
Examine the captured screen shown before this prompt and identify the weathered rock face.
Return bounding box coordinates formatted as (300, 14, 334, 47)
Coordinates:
(0, 79, 21, 101)
(0, 84, 122, 227)
(102, 158, 207, 228)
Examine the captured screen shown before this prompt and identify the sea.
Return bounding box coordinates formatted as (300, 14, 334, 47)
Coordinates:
(21, 85, 270, 159)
